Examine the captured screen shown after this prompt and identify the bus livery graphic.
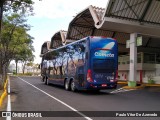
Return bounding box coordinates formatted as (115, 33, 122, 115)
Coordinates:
(41, 36, 118, 91)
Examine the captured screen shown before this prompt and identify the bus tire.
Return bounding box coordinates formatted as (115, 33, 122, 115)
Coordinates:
(65, 80, 70, 91)
(42, 76, 45, 82)
(45, 77, 48, 85)
(71, 80, 76, 92)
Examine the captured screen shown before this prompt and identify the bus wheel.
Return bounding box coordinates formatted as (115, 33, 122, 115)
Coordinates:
(41, 76, 45, 82)
(46, 78, 50, 85)
(71, 80, 76, 92)
(65, 80, 70, 91)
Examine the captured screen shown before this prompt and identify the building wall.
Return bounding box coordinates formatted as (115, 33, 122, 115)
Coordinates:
(118, 53, 160, 84)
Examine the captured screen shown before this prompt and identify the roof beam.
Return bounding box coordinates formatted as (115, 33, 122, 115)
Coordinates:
(123, 0, 139, 19)
(111, 0, 145, 17)
(145, 37, 151, 47)
(139, 0, 152, 23)
(71, 27, 90, 39)
(91, 27, 96, 36)
(72, 23, 94, 28)
(81, 16, 93, 26)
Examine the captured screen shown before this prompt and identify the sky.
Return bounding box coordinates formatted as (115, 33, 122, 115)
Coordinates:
(27, 0, 109, 64)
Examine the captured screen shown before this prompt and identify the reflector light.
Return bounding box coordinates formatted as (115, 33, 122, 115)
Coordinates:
(110, 80, 114, 82)
(102, 84, 107, 87)
(87, 69, 93, 82)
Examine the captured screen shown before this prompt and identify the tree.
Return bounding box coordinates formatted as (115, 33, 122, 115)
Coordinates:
(0, 13, 34, 85)
(0, 0, 35, 40)
(14, 47, 34, 75)
(0, 0, 38, 88)
(19, 47, 35, 74)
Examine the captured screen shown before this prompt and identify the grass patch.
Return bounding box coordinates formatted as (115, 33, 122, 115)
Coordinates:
(17, 72, 33, 76)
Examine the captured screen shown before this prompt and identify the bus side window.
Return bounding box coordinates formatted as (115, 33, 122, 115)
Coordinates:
(85, 52, 88, 59)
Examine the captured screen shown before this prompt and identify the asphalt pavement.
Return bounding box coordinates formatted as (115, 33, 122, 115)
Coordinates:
(1, 76, 160, 120)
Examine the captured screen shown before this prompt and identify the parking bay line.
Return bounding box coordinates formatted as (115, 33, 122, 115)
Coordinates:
(110, 88, 135, 94)
(17, 77, 92, 120)
(7, 77, 11, 120)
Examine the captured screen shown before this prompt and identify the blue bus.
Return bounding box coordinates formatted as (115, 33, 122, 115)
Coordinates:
(41, 36, 118, 92)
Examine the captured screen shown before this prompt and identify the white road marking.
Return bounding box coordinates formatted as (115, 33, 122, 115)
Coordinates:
(110, 87, 135, 94)
(17, 77, 92, 120)
(6, 77, 11, 120)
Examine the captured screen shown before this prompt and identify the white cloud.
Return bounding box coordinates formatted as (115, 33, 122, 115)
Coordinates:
(30, 0, 109, 63)
(33, 0, 108, 19)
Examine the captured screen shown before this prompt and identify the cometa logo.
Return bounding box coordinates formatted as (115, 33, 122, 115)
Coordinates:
(94, 52, 114, 57)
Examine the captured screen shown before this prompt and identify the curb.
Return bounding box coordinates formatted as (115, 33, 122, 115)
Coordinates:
(123, 83, 160, 90)
(144, 84, 160, 87)
(0, 79, 8, 107)
(117, 81, 128, 84)
(118, 80, 160, 89)
(123, 84, 145, 90)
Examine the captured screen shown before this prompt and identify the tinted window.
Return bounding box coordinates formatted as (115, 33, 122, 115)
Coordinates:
(93, 59, 114, 73)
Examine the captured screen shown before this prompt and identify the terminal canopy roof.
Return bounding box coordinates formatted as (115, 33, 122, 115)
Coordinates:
(97, 0, 160, 36)
(40, 41, 50, 57)
(66, 0, 160, 54)
(50, 30, 75, 49)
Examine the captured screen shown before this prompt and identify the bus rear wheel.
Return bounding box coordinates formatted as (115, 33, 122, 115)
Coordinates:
(41, 76, 45, 82)
(65, 80, 70, 91)
(45, 77, 49, 85)
(71, 80, 76, 92)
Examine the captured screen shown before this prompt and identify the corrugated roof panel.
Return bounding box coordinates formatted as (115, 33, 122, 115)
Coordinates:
(152, 4, 160, 23)
(40, 41, 50, 55)
(144, 1, 160, 23)
(124, 0, 134, 18)
(132, 0, 143, 18)
(104, 0, 160, 25)
(69, 26, 92, 40)
(50, 30, 68, 49)
(67, 5, 106, 40)
(146, 1, 157, 22)
(94, 29, 113, 37)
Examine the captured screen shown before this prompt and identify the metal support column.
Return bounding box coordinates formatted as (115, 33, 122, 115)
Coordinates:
(129, 33, 137, 81)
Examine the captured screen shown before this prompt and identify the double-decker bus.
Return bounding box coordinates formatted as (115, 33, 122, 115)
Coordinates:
(41, 36, 118, 92)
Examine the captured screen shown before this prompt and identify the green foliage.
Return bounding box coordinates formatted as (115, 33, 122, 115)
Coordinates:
(12, 70, 16, 75)
(0, 0, 37, 85)
(0, 13, 35, 78)
(1, 13, 34, 61)
(3, 0, 35, 15)
(27, 62, 34, 67)
(148, 79, 155, 84)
